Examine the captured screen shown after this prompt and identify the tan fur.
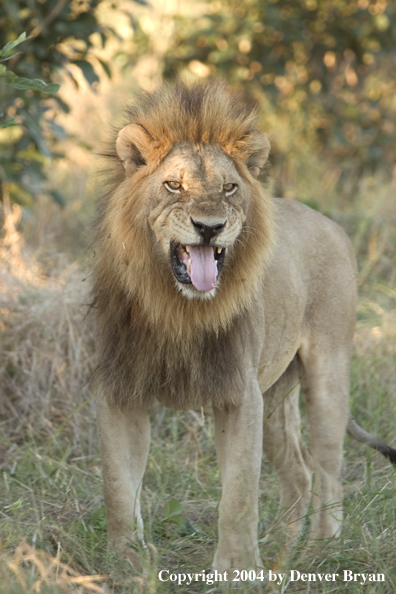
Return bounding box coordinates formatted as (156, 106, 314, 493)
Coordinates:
(96, 84, 273, 339)
(93, 81, 274, 410)
(93, 81, 384, 572)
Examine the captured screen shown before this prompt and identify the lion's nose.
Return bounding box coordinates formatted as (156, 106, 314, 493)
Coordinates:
(191, 218, 226, 244)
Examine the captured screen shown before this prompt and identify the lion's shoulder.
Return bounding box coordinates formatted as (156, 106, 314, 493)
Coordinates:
(273, 198, 354, 257)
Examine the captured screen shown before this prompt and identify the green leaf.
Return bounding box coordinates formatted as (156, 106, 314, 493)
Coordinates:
(0, 118, 17, 128)
(0, 32, 31, 61)
(54, 13, 98, 37)
(17, 149, 47, 165)
(98, 58, 111, 79)
(20, 109, 51, 158)
(4, 498, 23, 511)
(162, 499, 185, 526)
(163, 499, 184, 518)
(52, 95, 70, 114)
(49, 190, 66, 207)
(179, 520, 204, 536)
(8, 182, 33, 207)
(48, 120, 67, 140)
(73, 60, 99, 85)
(5, 74, 60, 93)
(82, 507, 107, 530)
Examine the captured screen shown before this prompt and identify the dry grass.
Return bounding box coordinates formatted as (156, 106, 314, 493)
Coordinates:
(0, 173, 396, 593)
(4, 542, 107, 593)
(0, 199, 96, 445)
(0, 200, 102, 593)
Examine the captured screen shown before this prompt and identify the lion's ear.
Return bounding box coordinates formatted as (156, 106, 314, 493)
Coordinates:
(244, 130, 271, 178)
(116, 124, 157, 175)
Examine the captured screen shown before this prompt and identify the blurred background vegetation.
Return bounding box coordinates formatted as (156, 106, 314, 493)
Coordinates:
(166, 0, 396, 188)
(1, 0, 396, 211)
(0, 2, 395, 592)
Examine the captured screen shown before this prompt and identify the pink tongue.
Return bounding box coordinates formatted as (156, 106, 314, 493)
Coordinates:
(190, 245, 217, 291)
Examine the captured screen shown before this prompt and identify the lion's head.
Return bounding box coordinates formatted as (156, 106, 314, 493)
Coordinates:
(94, 81, 275, 340)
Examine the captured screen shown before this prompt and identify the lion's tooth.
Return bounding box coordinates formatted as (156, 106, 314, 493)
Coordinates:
(186, 245, 190, 253)
(217, 247, 222, 254)
(187, 259, 191, 274)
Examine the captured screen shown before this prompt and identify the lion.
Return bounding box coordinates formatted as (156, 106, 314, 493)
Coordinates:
(92, 81, 396, 572)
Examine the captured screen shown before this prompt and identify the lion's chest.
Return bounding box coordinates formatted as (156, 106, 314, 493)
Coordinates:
(98, 293, 263, 410)
(150, 328, 253, 410)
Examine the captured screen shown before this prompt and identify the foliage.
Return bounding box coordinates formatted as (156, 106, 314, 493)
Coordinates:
(164, 0, 396, 186)
(0, 0, 113, 207)
(0, 32, 60, 130)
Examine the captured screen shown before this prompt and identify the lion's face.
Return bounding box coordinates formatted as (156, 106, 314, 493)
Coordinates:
(146, 144, 248, 298)
(114, 101, 272, 309)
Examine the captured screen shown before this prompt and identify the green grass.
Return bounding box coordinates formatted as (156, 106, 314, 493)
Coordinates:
(1, 393, 396, 593)
(1, 193, 396, 593)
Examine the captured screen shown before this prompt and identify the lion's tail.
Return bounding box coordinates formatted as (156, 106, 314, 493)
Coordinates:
(347, 417, 396, 466)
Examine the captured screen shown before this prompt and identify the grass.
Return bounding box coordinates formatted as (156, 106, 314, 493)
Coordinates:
(0, 178, 396, 593)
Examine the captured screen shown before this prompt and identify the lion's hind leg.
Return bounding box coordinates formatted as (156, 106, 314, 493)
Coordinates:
(299, 347, 350, 540)
(262, 356, 313, 541)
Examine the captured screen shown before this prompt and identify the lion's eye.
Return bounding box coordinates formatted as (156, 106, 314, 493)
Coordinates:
(223, 183, 237, 195)
(165, 181, 183, 192)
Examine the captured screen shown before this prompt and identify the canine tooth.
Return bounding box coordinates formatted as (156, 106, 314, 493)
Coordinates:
(217, 247, 222, 254)
(187, 259, 191, 274)
(186, 245, 190, 253)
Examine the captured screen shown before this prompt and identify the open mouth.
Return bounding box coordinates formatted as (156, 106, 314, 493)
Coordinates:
(170, 241, 226, 291)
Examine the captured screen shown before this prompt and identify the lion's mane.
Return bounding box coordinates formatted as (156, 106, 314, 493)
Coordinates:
(92, 81, 276, 409)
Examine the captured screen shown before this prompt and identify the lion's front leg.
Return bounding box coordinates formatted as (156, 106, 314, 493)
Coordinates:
(212, 380, 264, 572)
(96, 394, 150, 566)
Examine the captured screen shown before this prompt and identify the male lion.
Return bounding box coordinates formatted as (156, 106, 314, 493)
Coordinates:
(92, 81, 396, 571)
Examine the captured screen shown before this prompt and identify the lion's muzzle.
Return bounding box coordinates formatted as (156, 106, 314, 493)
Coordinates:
(170, 241, 226, 291)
